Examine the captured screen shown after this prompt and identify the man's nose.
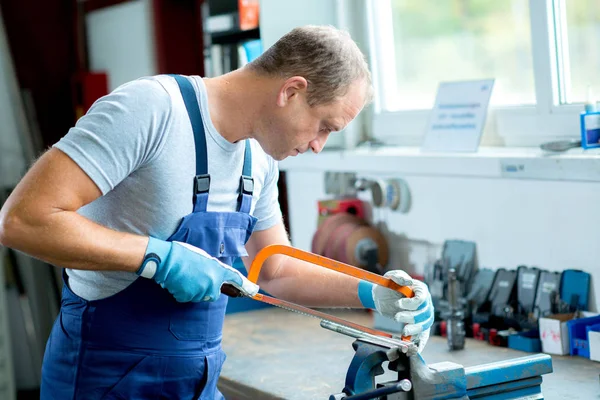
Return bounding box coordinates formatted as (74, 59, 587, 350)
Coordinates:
(309, 135, 328, 154)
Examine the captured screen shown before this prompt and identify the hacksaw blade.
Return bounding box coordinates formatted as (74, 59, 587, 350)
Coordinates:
(251, 293, 396, 339)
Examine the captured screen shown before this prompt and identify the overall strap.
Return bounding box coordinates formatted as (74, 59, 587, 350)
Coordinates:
(171, 75, 210, 213)
(171, 74, 253, 215)
(238, 140, 253, 214)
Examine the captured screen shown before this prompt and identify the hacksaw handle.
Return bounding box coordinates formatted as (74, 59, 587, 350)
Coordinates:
(221, 284, 244, 298)
(248, 245, 414, 299)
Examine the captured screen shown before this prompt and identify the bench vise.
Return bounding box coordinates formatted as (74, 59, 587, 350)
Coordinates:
(323, 321, 553, 400)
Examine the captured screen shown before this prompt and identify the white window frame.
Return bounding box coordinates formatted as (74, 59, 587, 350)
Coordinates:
(365, 0, 583, 147)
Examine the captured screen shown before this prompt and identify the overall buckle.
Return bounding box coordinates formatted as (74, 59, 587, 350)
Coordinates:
(239, 175, 254, 195)
(194, 174, 211, 194)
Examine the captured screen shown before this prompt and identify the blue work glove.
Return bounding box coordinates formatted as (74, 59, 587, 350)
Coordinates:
(358, 270, 434, 352)
(137, 237, 259, 303)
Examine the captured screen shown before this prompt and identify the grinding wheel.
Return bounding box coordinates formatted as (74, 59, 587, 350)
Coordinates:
(369, 179, 387, 208)
(345, 226, 389, 268)
(311, 213, 367, 255)
(325, 222, 360, 262)
(319, 219, 389, 269)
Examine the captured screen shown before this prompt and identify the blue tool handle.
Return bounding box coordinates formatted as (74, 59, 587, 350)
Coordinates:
(337, 382, 405, 400)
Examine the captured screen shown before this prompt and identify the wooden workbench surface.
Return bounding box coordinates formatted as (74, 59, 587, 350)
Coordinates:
(219, 308, 599, 400)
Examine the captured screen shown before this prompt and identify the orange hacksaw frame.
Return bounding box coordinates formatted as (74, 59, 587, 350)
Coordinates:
(243, 244, 414, 341)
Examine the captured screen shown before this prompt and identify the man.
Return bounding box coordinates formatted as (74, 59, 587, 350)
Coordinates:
(0, 25, 433, 399)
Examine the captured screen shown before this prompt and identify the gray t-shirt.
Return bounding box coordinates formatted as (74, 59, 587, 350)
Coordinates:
(54, 75, 282, 300)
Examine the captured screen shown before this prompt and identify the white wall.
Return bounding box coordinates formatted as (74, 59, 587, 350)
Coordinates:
(260, 0, 337, 48)
(285, 169, 599, 311)
(86, 0, 157, 91)
(260, 0, 370, 150)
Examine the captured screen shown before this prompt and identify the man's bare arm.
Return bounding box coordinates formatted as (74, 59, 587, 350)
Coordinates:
(0, 148, 147, 272)
(242, 220, 362, 308)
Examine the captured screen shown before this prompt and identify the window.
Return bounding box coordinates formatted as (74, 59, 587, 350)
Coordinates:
(389, 0, 534, 110)
(554, 0, 600, 104)
(366, 0, 600, 146)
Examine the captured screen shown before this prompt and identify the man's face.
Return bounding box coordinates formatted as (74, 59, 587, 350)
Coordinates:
(260, 80, 366, 161)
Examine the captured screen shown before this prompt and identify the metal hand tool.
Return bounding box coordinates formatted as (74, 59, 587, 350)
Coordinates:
(540, 139, 581, 152)
(223, 244, 414, 341)
(445, 268, 465, 351)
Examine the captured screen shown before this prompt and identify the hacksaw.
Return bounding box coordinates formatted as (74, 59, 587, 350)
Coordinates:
(222, 244, 415, 342)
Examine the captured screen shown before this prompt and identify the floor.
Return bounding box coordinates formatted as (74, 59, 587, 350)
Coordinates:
(220, 308, 600, 400)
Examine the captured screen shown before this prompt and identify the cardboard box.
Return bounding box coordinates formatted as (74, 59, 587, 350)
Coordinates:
(539, 312, 597, 355)
(540, 313, 573, 355)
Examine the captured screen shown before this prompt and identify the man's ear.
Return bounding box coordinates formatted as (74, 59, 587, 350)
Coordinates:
(277, 76, 308, 107)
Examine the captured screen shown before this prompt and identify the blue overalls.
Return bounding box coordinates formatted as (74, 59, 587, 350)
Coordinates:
(40, 75, 257, 399)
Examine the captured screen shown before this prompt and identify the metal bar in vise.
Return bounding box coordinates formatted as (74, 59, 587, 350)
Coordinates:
(320, 320, 417, 358)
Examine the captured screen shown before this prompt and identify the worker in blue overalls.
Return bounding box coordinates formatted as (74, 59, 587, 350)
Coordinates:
(0, 26, 433, 399)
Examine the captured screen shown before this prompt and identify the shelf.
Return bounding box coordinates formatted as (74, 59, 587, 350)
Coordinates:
(279, 146, 600, 183)
(210, 27, 260, 45)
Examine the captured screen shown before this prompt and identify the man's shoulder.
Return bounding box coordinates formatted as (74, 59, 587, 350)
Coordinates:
(115, 75, 172, 97)
(106, 76, 184, 122)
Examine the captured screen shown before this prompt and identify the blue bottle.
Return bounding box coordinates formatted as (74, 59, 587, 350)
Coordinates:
(580, 87, 600, 149)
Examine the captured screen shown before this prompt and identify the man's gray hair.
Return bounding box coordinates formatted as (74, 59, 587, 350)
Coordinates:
(248, 25, 373, 107)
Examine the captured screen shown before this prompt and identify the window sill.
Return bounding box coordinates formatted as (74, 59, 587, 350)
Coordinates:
(279, 146, 600, 182)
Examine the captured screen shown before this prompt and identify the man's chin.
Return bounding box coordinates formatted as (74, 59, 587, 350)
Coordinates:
(271, 150, 295, 161)
(255, 142, 286, 161)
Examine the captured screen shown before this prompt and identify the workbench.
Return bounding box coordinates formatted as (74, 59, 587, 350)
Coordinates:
(219, 308, 599, 400)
